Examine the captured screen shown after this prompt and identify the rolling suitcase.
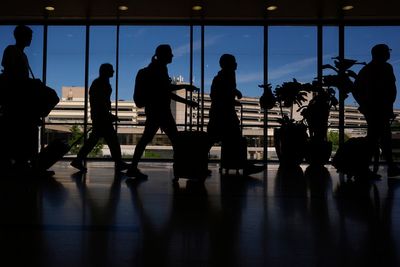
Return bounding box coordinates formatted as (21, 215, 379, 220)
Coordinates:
(173, 90, 210, 182)
(173, 131, 210, 182)
(36, 139, 72, 171)
(36, 128, 90, 171)
(220, 137, 247, 174)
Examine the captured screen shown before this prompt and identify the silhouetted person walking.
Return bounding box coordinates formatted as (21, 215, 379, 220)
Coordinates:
(1, 25, 38, 173)
(355, 44, 400, 177)
(207, 54, 264, 175)
(126, 44, 198, 179)
(71, 63, 129, 173)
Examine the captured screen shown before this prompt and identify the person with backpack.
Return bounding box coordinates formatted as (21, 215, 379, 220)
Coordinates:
(126, 44, 198, 179)
(70, 63, 129, 173)
(354, 44, 400, 178)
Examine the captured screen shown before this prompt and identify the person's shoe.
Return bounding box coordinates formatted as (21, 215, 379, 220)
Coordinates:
(115, 161, 130, 172)
(243, 163, 265, 176)
(126, 167, 148, 180)
(388, 165, 400, 177)
(70, 159, 87, 172)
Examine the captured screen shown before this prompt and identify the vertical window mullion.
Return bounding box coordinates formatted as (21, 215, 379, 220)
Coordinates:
(41, 24, 48, 150)
(338, 24, 345, 145)
(115, 24, 120, 131)
(263, 23, 268, 163)
(84, 25, 90, 141)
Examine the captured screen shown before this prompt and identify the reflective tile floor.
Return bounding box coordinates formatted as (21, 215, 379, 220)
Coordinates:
(1, 162, 400, 267)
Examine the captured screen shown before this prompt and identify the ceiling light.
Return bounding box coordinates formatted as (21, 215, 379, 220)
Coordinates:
(44, 6, 55, 11)
(266, 5, 278, 11)
(342, 5, 354, 11)
(118, 5, 129, 11)
(192, 5, 203, 11)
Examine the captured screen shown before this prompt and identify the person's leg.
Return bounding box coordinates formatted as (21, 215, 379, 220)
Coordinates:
(29, 124, 39, 165)
(380, 119, 400, 176)
(380, 120, 393, 163)
(71, 129, 100, 171)
(101, 123, 129, 171)
(10, 120, 37, 172)
(159, 112, 178, 146)
(77, 130, 100, 159)
(131, 121, 159, 167)
(127, 118, 159, 178)
(363, 116, 387, 179)
(366, 117, 381, 166)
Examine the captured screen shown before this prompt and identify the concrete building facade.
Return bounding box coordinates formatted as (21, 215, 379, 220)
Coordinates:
(44, 83, 400, 159)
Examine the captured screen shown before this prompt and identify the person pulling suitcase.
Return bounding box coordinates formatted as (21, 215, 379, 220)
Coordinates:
(207, 54, 265, 176)
(70, 63, 129, 173)
(126, 44, 199, 180)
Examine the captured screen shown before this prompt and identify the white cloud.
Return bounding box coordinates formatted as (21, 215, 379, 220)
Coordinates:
(173, 34, 225, 58)
(236, 72, 263, 83)
(269, 57, 317, 80)
(133, 28, 147, 38)
(390, 58, 400, 65)
(205, 56, 325, 87)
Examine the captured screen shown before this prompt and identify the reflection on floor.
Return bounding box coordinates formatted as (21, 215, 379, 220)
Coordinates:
(1, 161, 400, 267)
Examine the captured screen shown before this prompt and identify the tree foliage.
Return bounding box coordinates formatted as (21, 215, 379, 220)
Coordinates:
(327, 131, 349, 152)
(68, 125, 103, 157)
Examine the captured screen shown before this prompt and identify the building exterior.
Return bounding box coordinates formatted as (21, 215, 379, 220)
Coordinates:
(44, 83, 400, 159)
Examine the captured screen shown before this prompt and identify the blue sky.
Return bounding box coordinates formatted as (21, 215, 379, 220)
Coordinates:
(1, 25, 400, 108)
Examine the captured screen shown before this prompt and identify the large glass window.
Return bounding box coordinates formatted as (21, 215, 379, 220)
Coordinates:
(87, 26, 117, 158)
(0, 26, 15, 63)
(204, 26, 264, 96)
(118, 26, 190, 159)
(346, 26, 400, 159)
(4, 23, 399, 162)
(205, 26, 264, 160)
(268, 26, 317, 159)
(345, 26, 400, 107)
(0, 25, 43, 78)
(45, 26, 86, 154)
(322, 26, 339, 82)
(47, 26, 86, 102)
(322, 26, 343, 146)
(269, 26, 317, 89)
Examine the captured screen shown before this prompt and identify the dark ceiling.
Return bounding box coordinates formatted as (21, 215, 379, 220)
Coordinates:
(1, 0, 400, 24)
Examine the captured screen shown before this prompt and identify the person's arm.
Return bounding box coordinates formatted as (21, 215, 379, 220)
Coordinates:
(235, 89, 243, 99)
(388, 64, 397, 104)
(170, 93, 198, 107)
(1, 46, 12, 72)
(169, 83, 199, 92)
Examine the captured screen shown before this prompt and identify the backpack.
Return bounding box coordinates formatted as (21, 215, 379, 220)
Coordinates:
(133, 67, 149, 108)
(353, 65, 371, 114)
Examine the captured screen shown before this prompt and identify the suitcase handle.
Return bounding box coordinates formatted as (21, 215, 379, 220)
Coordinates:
(69, 127, 93, 148)
(184, 88, 201, 131)
(235, 101, 243, 136)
